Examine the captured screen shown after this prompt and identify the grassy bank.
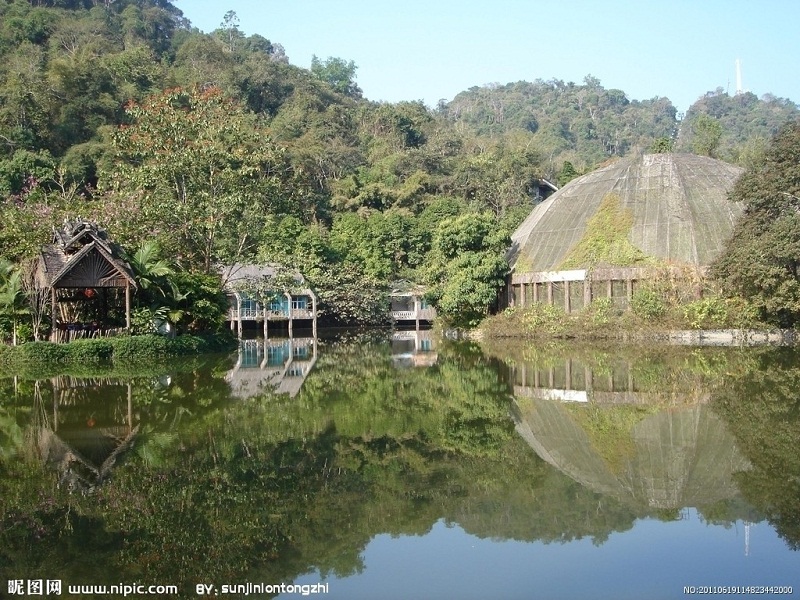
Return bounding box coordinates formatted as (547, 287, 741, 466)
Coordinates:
(479, 295, 766, 341)
(0, 333, 237, 375)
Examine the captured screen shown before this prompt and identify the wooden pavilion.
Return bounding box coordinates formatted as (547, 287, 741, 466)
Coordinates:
(36, 218, 137, 342)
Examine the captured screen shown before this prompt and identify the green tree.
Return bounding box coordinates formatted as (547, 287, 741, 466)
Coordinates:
(557, 160, 579, 186)
(102, 86, 290, 272)
(425, 212, 510, 327)
(711, 120, 800, 326)
(649, 137, 673, 154)
(691, 113, 723, 157)
(125, 240, 176, 299)
(216, 10, 243, 53)
(310, 55, 361, 98)
(0, 258, 26, 345)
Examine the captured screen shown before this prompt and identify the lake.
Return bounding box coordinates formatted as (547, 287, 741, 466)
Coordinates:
(1, 331, 799, 599)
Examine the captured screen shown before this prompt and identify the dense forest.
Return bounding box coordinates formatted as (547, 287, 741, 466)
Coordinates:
(0, 0, 798, 334)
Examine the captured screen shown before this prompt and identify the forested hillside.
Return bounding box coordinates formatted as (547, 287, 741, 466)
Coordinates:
(676, 88, 799, 167)
(442, 77, 678, 176)
(0, 0, 798, 330)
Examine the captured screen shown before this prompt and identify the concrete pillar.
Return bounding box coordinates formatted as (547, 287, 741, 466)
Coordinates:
(564, 280, 571, 313)
(520, 284, 526, 308)
(311, 292, 318, 338)
(50, 287, 57, 342)
(547, 282, 554, 305)
(565, 359, 572, 390)
(236, 294, 242, 337)
(532, 281, 539, 304)
(285, 292, 293, 337)
(584, 279, 591, 308)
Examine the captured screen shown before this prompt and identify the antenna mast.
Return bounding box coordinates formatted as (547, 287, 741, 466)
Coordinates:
(735, 59, 744, 95)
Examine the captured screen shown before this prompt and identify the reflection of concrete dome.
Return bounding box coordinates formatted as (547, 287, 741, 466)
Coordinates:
(513, 399, 751, 509)
(509, 154, 744, 272)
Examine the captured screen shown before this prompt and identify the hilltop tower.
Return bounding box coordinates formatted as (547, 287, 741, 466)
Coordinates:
(735, 59, 744, 95)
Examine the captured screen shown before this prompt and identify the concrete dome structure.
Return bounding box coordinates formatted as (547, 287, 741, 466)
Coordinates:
(509, 153, 744, 272)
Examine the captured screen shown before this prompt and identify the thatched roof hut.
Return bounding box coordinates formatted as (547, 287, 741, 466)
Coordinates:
(36, 218, 137, 341)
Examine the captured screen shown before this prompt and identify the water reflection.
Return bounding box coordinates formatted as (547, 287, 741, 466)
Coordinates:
(226, 337, 318, 398)
(390, 329, 437, 368)
(38, 377, 139, 493)
(0, 337, 798, 597)
(506, 351, 749, 509)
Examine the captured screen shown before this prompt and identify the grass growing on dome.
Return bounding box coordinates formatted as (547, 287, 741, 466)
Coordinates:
(559, 193, 656, 269)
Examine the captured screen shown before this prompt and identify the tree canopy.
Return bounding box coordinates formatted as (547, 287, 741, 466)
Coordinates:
(711, 120, 800, 326)
(0, 0, 798, 328)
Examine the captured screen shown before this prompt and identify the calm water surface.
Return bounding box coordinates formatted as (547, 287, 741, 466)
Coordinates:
(1, 331, 799, 599)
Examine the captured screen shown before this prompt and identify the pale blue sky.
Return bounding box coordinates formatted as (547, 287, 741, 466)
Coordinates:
(181, 0, 800, 114)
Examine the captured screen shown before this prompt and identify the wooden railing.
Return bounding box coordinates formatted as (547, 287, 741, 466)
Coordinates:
(229, 308, 315, 320)
(391, 308, 436, 321)
(52, 326, 126, 343)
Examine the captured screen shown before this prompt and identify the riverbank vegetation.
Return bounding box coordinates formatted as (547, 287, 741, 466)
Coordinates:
(0, 333, 235, 376)
(0, 0, 798, 338)
(481, 289, 763, 340)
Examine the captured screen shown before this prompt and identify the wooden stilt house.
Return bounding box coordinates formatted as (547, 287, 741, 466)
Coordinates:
(220, 263, 318, 338)
(36, 218, 137, 342)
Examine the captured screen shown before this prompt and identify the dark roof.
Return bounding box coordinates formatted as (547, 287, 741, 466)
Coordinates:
(37, 218, 136, 289)
(219, 263, 313, 296)
(389, 280, 427, 296)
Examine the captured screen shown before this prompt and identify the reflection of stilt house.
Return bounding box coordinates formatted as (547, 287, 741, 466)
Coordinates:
(220, 264, 317, 337)
(391, 329, 437, 368)
(37, 377, 138, 492)
(226, 337, 318, 398)
(390, 283, 436, 327)
(505, 154, 744, 312)
(36, 219, 137, 342)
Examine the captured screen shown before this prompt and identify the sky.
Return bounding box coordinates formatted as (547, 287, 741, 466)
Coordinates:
(181, 0, 800, 114)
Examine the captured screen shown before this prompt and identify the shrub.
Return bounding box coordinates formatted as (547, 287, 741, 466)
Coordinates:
(589, 297, 615, 326)
(64, 339, 114, 362)
(110, 335, 171, 360)
(522, 303, 567, 336)
(630, 287, 667, 320)
(683, 297, 729, 329)
(18, 342, 69, 363)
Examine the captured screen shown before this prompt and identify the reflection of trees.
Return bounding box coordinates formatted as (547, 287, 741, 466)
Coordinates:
(6, 338, 762, 594)
(712, 348, 800, 549)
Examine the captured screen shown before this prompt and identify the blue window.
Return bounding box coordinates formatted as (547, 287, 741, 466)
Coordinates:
(269, 297, 289, 314)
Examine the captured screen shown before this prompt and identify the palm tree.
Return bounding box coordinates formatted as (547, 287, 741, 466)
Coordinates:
(0, 259, 27, 346)
(124, 241, 176, 300)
